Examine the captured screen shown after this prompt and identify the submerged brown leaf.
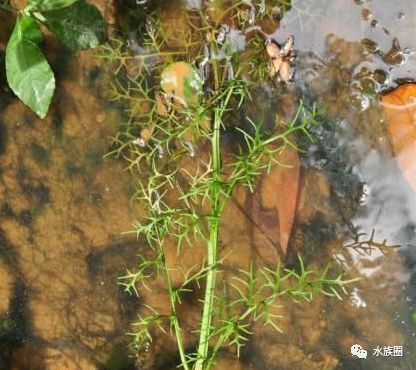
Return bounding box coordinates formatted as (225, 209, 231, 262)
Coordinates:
(381, 83, 416, 190)
(232, 147, 300, 258)
(259, 147, 300, 256)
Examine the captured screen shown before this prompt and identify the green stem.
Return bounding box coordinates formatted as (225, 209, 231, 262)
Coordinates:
(195, 107, 222, 369)
(163, 252, 190, 370)
(95, 51, 188, 60)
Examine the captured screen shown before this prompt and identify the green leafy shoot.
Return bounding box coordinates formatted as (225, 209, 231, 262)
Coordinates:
(5, 14, 55, 118)
(3, 0, 107, 118)
(99, 8, 357, 370)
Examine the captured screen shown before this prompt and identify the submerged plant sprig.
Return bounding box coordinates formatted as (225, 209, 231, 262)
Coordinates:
(201, 256, 352, 369)
(224, 101, 320, 194)
(101, 8, 357, 370)
(204, 255, 351, 364)
(119, 252, 164, 296)
(128, 305, 168, 354)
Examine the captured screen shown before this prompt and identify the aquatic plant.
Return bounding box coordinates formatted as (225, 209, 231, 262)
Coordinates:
(0, 0, 107, 118)
(100, 5, 354, 369)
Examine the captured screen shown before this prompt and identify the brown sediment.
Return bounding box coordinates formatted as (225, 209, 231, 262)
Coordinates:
(0, 2, 144, 368)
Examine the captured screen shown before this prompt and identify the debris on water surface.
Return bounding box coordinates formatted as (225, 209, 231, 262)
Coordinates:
(382, 38, 404, 65)
(266, 36, 296, 83)
(361, 38, 379, 54)
(155, 91, 170, 117)
(361, 8, 372, 21)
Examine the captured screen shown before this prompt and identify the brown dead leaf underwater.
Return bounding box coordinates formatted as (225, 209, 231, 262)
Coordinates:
(381, 83, 416, 191)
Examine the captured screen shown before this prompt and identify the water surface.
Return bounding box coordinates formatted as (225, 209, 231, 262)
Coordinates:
(1, 0, 416, 369)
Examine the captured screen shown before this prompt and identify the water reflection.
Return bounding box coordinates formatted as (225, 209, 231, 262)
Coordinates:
(279, 0, 416, 368)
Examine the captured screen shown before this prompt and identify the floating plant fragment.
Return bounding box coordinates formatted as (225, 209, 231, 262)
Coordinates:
(160, 61, 203, 107)
(381, 83, 416, 191)
(266, 36, 296, 83)
(382, 38, 404, 65)
(155, 92, 169, 117)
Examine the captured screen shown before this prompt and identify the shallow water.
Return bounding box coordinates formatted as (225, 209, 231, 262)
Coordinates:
(1, 0, 416, 369)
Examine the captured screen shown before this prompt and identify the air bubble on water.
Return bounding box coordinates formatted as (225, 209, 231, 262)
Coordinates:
(226, 60, 234, 80)
(248, 5, 256, 24)
(184, 141, 196, 157)
(198, 44, 210, 83)
(359, 183, 370, 204)
(133, 137, 146, 147)
(350, 288, 367, 308)
(258, 0, 266, 14)
(155, 143, 164, 158)
(350, 92, 370, 112)
(152, 190, 162, 214)
(216, 25, 230, 44)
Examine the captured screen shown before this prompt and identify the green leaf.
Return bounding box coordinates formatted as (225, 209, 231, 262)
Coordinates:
(40, 1, 107, 50)
(6, 15, 55, 119)
(16, 14, 44, 43)
(25, 0, 79, 12)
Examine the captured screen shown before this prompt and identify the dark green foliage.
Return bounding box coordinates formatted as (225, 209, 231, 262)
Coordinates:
(41, 0, 108, 50)
(25, 0, 78, 12)
(3, 0, 107, 118)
